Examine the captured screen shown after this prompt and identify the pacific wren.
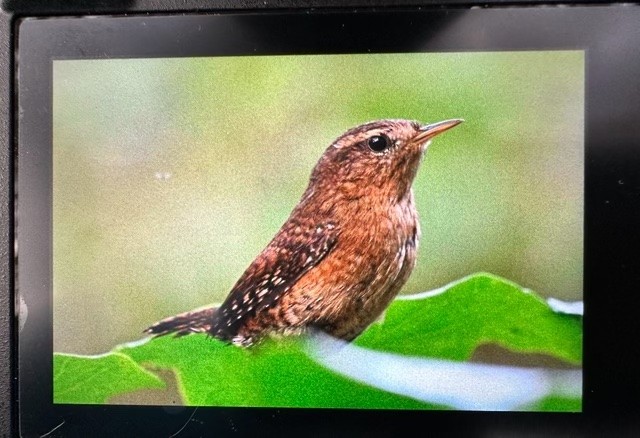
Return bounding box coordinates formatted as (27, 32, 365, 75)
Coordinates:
(146, 118, 463, 346)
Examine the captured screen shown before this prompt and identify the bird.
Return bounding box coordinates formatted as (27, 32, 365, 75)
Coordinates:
(145, 118, 463, 347)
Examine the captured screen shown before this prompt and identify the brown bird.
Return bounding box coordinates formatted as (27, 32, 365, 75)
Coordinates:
(145, 118, 463, 347)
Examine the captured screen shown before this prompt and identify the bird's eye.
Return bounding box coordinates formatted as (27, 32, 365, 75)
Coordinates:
(368, 134, 391, 152)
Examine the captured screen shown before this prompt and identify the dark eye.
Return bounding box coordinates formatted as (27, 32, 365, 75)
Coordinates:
(368, 134, 391, 152)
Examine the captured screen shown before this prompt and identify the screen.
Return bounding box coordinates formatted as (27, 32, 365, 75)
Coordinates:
(50, 51, 583, 410)
(21, 6, 640, 433)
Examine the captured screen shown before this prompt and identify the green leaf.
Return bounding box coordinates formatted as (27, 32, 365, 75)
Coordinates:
(53, 352, 165, 404)
(53, 273, 582, 410)
(356, 273, 582, 364)
(531, 396, 582, 412)
(119, 335, 439, 409)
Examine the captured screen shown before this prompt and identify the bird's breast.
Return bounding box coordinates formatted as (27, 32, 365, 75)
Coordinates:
(281, 192, 420, 338)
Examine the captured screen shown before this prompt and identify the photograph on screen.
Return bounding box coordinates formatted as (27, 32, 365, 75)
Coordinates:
(52, 51, 583, 411)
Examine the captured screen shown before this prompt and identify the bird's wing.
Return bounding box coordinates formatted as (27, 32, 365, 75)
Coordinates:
(210, 219, 338, 342)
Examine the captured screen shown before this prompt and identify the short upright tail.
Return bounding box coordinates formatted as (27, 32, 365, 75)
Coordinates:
(144, 306, 218, 337)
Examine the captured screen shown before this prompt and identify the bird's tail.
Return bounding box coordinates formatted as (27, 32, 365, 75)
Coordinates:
(144, 306, 218, 337)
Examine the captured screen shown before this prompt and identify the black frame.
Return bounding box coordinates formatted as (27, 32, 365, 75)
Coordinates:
(3, 1, 640, 436)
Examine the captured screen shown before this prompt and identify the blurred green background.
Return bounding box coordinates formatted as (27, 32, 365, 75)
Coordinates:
(53, 52, 584, 354)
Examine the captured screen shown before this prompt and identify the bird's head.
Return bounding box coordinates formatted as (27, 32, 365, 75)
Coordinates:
(308, 119, 463, 202)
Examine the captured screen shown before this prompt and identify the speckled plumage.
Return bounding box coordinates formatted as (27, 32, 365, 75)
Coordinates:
(145, 118, 462, 346)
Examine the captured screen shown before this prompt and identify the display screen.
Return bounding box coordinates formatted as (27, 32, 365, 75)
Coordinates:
(50, 52, 583, 410)
(18, 5, 640, 434)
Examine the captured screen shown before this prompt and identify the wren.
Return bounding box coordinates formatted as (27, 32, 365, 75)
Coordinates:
(145, 118, 463, 346)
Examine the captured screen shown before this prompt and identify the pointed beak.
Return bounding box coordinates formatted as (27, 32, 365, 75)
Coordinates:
(412, 119, 464, 144)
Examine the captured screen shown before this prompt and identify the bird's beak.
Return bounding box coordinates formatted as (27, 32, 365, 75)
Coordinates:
(412, 119, 464, 144)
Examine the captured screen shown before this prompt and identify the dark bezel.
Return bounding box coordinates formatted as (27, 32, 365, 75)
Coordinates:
(3, 1, 640, 436)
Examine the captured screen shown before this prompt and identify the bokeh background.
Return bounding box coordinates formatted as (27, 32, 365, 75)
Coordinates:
(53, 52, 584, 354)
